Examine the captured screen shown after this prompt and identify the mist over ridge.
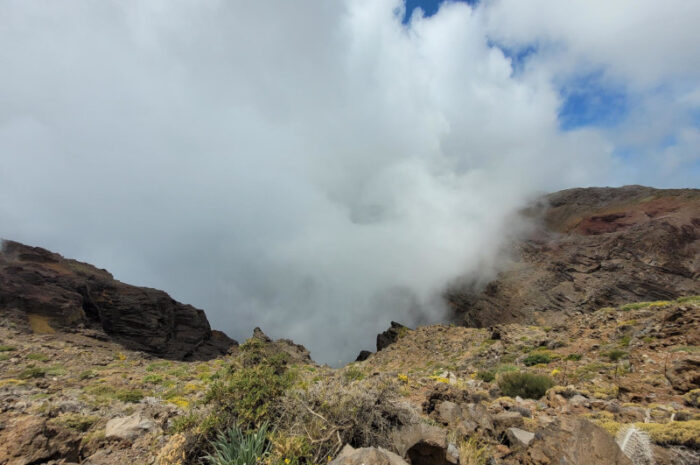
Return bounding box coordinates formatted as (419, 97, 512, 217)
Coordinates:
(1, 0, 699, 363)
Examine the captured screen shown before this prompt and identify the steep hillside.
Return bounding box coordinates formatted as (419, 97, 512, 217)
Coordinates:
(447, 186, 700, 328)
(0, 240, 236, 360)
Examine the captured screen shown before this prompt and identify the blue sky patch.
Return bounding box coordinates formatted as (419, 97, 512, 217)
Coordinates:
(401, 0, 477, 24)
(558, 72, 629, 131)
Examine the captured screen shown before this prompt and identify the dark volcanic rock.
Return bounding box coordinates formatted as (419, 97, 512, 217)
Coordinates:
(377, 321, 408, 351)
(447, 186, 700, 328)
(0, 240, 236, 360)
(355, 350, 372, 362)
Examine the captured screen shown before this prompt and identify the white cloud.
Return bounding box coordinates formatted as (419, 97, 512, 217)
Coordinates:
(0, 0, 695, 363)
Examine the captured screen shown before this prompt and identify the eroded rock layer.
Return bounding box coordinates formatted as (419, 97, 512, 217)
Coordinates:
(447, 186, 700, 327)
(0, 240, 235, 360)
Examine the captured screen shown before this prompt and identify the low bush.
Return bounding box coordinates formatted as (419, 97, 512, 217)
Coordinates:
(497, 372, 554, 399)
(522, 352, 553, 366)
(605, 349, 628, 362)
(476, 370, 495, 382)
(19, 365, 47, 379)
(565, 354, 582, 361)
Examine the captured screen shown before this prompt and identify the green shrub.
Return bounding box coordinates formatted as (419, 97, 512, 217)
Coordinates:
(0, 345, 16, 352)
(57, 413, 98, 432)
(619, 336, 631, 347)
(79, 370, 97, 380)
(565, 354, 582, 361)
(116, 389, 144, 403)
(19, 365, 47, 379)
(171, 412, 201, 433)
(203, 423, 270, 465)
(27, 353, 49, 361)
(143, 374, 165, 384)
(476, 370, 495, 382)
(343, 366, 365, 382)
(497, 372, 555, 399)
(605, 349, 628, 362)
(522, 352, 553, 366)
(205, 359, 293, 429)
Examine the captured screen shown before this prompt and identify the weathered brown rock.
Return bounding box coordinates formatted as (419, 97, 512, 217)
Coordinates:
(0, 415, 80, 465)
(447, 186, 700, 327)
(666, 354, 700, 392)
(377, 321, 408, 351)
(329, 445, 409, 465)
(0, 240, 236, 360)
(392, 423, 458, 465)
(522, 417, 632, 465)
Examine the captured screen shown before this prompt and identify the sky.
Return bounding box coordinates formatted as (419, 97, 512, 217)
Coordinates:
(1, 0, 699, 364)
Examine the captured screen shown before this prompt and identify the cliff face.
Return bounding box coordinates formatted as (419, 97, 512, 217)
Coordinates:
(447, 186, 700, 328)
(0, 240, 236, 360)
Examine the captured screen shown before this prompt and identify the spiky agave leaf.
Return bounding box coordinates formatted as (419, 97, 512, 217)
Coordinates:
(615, 425, 654, 465)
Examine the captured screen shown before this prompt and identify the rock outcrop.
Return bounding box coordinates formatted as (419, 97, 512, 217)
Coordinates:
(0, 240, 236, 360)
(447, 186, 700, 327)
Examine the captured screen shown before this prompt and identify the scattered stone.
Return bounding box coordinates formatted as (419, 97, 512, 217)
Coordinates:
(506, 427, 535, 448)
(105, 413, 157, 441)
(493, 411, 524, 432)
(436, 401, 462, 425)
(568, 394, 590, 408)
(330, 445, 408, 465)
(393, 423, 453, 465)
(667, 355, 700, 392)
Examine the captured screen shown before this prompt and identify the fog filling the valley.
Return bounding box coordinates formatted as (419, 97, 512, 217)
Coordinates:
(2, 1, 699, 363)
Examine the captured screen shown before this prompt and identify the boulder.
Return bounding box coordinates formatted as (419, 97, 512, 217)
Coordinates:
(392, 423, 456, 465)
(506, 427, 535, 448)
(329, 445, 408, 465)
(666, 355, 700, 392)
(0, 415, 80, 464)
(461, 403, 494, 435)
(492, 411, 524, 432)
(355, 350, 372, 362)
(436, 401, 462, 425)
(523, 417, 632, 465)
(105, 413, 157, 441)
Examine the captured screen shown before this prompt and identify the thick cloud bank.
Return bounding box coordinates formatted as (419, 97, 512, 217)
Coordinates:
(1, 0, 698, 363)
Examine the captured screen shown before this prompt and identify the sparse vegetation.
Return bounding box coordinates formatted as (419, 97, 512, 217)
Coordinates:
(497, 372, 554, 399)
(55, 413, 98, 432)
(459, 437, 489, 465)
(343, 365, 365, 382)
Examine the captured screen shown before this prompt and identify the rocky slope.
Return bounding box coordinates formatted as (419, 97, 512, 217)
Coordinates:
(447, 186, 700, 328)
(0, 240, 236, 360)
(1, 297, 698, 465)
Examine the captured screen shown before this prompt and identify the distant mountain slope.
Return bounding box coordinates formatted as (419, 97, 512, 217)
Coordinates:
(0, 240, 236, 360)
(447, 185, 700, 327)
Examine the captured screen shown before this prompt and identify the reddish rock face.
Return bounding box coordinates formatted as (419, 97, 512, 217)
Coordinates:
(0, 240, 236, 360)
(447, 186, 700, 328)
